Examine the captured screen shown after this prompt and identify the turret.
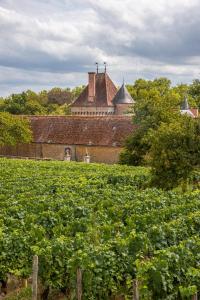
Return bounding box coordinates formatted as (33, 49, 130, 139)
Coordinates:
(180, 96, 195, 117)
(112, 82, 135, 115)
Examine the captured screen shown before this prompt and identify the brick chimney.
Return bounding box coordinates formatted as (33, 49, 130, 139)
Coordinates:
(88, 72, 96, 102)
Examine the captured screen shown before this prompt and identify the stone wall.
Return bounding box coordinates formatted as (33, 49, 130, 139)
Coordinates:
(0, 143, 42, 158)
(42, 144, 76, 160)
(0, 143, 122, 164)
(75, 145, 121, 164)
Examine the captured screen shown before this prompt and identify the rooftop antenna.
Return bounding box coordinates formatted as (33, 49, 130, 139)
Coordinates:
(95, 62, 99, 74)
(104, 62, 107, 73)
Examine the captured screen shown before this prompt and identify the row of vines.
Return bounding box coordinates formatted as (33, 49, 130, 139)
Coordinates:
(0, 158, 200, 299)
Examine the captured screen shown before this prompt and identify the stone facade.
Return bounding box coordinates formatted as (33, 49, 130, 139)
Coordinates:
(0, 115, 136, 164)
(0, 143, 123, 164)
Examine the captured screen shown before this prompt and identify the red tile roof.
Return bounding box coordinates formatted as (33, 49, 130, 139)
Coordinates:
(71, 73, 118, 107)
(190, 108, 199, 118)
(28, 116, 135, 147)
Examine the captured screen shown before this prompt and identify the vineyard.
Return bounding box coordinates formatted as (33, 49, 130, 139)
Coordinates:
(0, 158, 200, 299)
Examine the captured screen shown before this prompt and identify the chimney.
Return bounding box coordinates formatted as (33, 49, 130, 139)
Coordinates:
(88, 72, 96, 102)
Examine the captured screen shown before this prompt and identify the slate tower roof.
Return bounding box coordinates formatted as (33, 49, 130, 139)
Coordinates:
(112, 82, 135, 105)
(180, 96, 189, 111)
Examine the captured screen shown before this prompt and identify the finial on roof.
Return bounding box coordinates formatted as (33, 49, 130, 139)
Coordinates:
(95, 62, 99, 74)
(104, 62, 107, 73)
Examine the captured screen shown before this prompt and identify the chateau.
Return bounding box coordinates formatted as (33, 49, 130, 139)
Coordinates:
(0, 70, 136, 164)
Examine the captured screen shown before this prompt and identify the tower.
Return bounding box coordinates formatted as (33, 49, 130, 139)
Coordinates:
(112, 81, 135, 115)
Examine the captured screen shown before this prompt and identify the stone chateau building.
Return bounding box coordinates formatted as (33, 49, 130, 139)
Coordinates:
(0, 70, 136, 164)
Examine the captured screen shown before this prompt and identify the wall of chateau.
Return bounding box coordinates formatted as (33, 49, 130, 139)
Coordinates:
(0, 143, 122, 164)
(41, 144, 76, 160)
(0, 143, 42, 158)
(71, 106, 115, 115)
(75, 145, 121, 164)
(115, 104, 132, 115)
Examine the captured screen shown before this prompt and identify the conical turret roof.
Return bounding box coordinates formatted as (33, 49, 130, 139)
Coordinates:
(112, 82, 134, 105)
(180, 96, 189, 110)
(180, 96, 195, 117)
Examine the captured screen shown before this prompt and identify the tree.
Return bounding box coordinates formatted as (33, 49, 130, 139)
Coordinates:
(71, 86, 85, 101)
(0, 112, 32, 146)
(149, 116, 200, 190)
(188, 79, 200, 109)
(120, 78, 181, 165)
(0, 86, 84, 116)
(0, 91, 45, 115)
(47, 88, 72, 105)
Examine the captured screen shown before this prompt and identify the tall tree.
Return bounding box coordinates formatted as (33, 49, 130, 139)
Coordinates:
(149, 116, 200, 190)
(120, 78, 181, 165)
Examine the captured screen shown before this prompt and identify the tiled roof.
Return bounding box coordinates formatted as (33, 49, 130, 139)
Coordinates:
(29, 116, 135, 147)
(190, 108, 199, 118)
(71, 73, 118, 107)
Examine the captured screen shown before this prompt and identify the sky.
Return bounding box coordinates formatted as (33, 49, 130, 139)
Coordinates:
(0, 0, 200, 96)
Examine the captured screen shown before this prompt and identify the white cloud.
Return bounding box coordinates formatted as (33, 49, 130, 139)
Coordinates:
(0, 0, 200, 95)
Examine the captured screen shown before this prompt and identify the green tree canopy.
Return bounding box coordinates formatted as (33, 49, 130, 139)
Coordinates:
(0, 91, 45, 115)
(120, 78, 181, 165)
(0, 112, 32, 146)
(148, 116, 200, 189)
(188, 79, 200, 109)
(0, 86, 84, 116)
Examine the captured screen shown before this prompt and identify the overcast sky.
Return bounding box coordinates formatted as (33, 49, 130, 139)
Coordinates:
(0, 0, 200, 96)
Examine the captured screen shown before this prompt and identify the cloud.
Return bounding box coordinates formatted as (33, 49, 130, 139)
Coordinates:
(0, 0, 200, 96)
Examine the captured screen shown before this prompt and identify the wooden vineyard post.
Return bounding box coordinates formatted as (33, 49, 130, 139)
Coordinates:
(133, 279, 139, 300)
(22, 278, 28, 288)
(32, 255, 38, 300)
(192, 293, 198, 300)
(1, 280, 8, 296)
(77, 268, 82, 300)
